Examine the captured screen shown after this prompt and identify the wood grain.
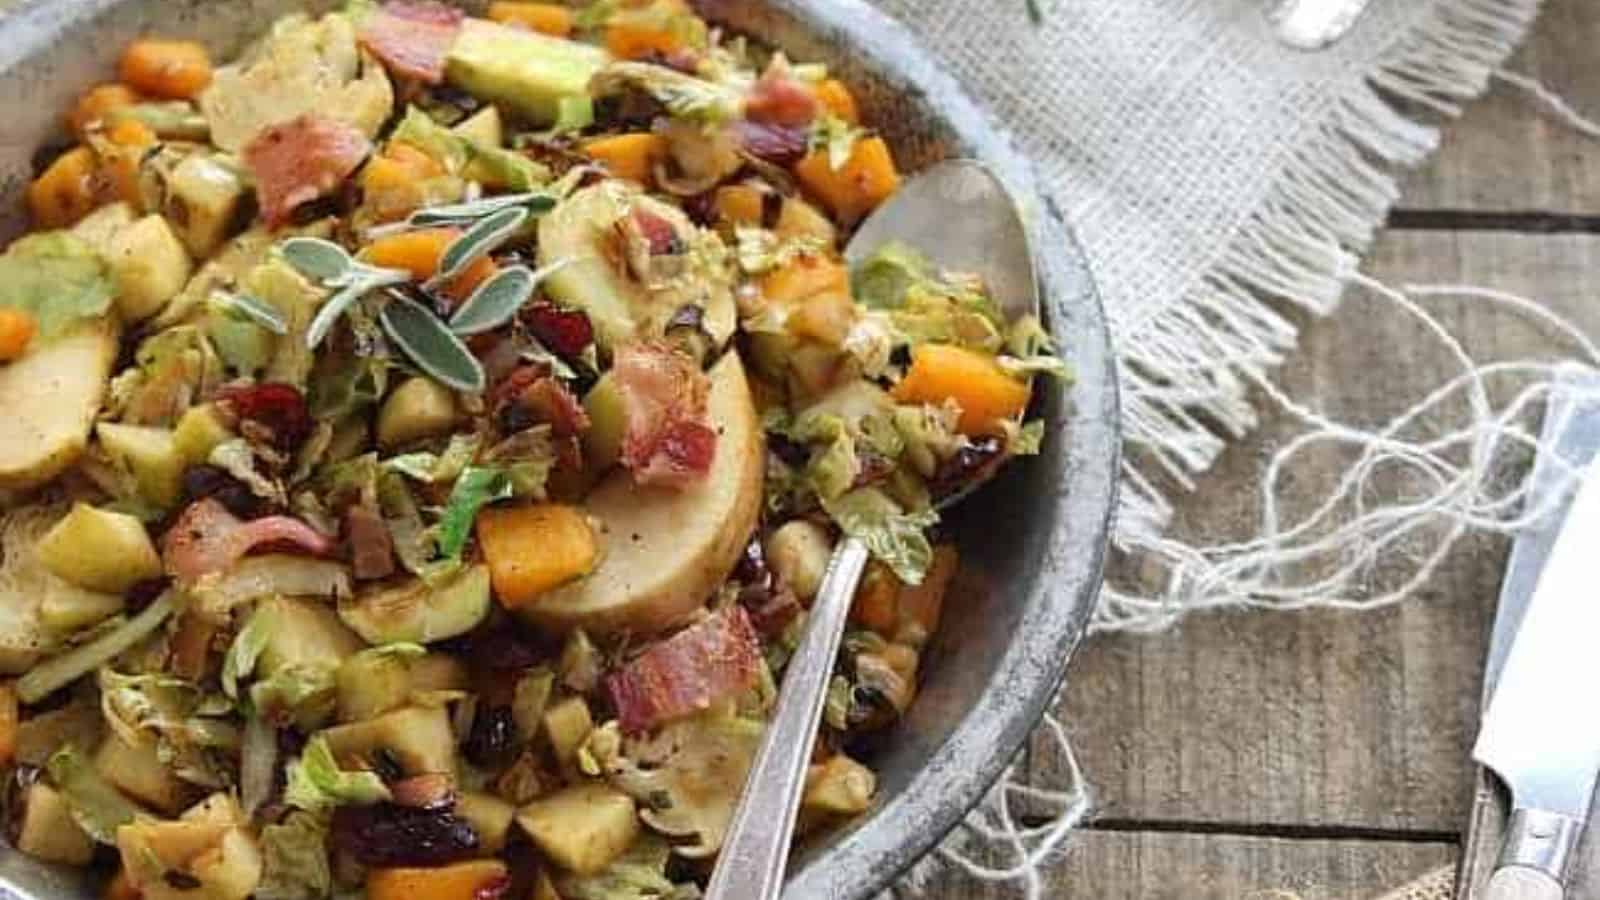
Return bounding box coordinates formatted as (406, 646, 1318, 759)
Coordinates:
(1401, 0, 1600, 214)
(949, 830, 1452, 900)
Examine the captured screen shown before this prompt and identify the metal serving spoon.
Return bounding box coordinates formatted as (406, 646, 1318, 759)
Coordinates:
(1270, 0, 1376, 50)
(705, 159, 1041, 900)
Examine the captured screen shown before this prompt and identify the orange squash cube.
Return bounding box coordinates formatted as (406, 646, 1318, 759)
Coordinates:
(119, 39, 213, 100)
(794, 136, 900, 226)
(488, 2, 575, 36)
(367, 860, 510, 900)
(477, 504, 599, 609)
(892, 344, 1030, 435)
(582, 133, 666, 185)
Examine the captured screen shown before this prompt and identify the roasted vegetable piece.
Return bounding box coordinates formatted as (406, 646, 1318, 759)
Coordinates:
(368, 860, 511, 900)
(95, 733, 191, 815)
(0, 319, 118, 492)
(97, 422, 184, 509)
(521, 354, 764, 636)
(893, 343, 1031, 435)
(445, 19, 610, 125)
(0, 309, 36, 362)
(455, 791, 517, 853)
(69, 83, 141, 136)
(376, 375, 461, 448)
(13, 781, 96, 865)
(582, 133, 666, 185)
(764, 520, 835, 602)
(164, 154, 249, 259)
(804, 753, 876, 815)
(27, 147, 100, 229)
(119, 39, 214, 100)
(813, 78, 861, 124)
(794, 135, 901, 226)
(37, 504, 162, 594)
(477, 504, 599, 608)
(516, 782, 639, 876)
(104, 215, 193, 323)
(338, 565, 493, 645)
(541, 695, 593, 767)
(320, 705, 456, 778)
(488, 2, 575, 36)
(365, 228, 498, 304)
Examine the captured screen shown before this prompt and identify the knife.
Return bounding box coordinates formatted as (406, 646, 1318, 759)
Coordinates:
(1474, 370, 1600, 900)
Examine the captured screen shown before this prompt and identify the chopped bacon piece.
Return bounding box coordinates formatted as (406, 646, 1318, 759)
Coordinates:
(613, 342, 717, 487)
(164, 498, 335, 584)
(734, 120, 810, 166)
(745, 64, 819, 128)
(244, 115, 371, 227)
(345, 503, 396, 581)
(607, 607, 763, 734)
(358, 1, 464, 84)
(630, 209, 682, 256)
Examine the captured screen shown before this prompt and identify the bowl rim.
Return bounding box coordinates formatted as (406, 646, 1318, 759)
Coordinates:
(0, 0, 1122, 897)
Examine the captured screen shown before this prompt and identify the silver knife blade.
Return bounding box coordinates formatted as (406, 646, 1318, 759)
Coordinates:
(1482, 367, 1600, 705)
(1475, 450, 1600, 817)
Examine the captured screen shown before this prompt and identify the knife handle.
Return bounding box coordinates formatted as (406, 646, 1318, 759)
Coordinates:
(1481, 808, 1583, 900)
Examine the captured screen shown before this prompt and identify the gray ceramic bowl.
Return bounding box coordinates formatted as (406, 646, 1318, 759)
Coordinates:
(0, 1, 1119, 896)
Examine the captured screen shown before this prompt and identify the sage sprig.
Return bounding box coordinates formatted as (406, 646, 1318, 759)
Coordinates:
(380, 291, 486, 393)
(431, 206, 529, 287)
(279, 238, 411, 350)
(449, 258, 572, 337)
(210, 291, 288, 336)
(408, 192, 559, 228)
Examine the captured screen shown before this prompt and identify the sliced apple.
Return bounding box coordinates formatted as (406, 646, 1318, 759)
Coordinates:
(0, 318, 118, 493)
(517, 352, 764, 637)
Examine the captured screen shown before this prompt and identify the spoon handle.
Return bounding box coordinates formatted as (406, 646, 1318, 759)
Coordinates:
(705, 537, 872, 900)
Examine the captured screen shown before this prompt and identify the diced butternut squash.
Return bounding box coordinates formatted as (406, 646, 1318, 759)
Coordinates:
(488, 2, 575, 36)
(119, 39, 214, 100)
(606, 23, 686, 60)
(367, 860, 510, 900)
(28, 147, 101, 228)
(892, 344, 1030, 434)
(0, 682, 16, 767)
(794, 136, 900, 226)
(713, 184, 766, 228)
(364, 228, 497, 304)
(894, 543, 957, 646)
(787, 289, 856, 346)
(813, 78, 861, 124)
(361, 142, 450, 221)
(0, 309, 37, 363)
(850, 560, 900, 634)
(70, 83, 142, 136)
(101, 119, 159, 209)
(581, 133, 665, 185)
(477, 505, 599, 608)
(761, 255, 848, 307)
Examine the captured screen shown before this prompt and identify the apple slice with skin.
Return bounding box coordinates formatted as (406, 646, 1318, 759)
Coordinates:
(517, 352, 764, 637)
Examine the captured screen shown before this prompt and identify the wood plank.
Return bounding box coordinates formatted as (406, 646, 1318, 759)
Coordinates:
(1034, 231, 1600, 833)
(947, 831, 1453, 900)
(1401, 0, 1600, 213)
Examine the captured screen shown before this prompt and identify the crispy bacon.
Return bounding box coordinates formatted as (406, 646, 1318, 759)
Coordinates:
(345, 503, 396, 581)
(745, 64, 819, 128)
(607, 607, 763, 734)
(244, 115, 371, 228)
(358, 1, 464, 85)
(613, 342, 717, 488)
(163, 498, 335, 584)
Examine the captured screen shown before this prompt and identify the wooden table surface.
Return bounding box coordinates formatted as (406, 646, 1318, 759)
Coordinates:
(957, 0, 1600, 897)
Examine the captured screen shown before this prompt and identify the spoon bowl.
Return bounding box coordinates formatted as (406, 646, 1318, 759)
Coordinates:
(706, 160, 1041, 900)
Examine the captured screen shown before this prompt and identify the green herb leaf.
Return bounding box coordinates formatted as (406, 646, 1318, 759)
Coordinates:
(284, 735, 391, 812)
(450, 259, 569, 336)
(408, 192, 559, 227)
(437, 466, 514, 560)
(433, 205, 529, 285)
(305, 267, 411, 350)
(279, 237, 353, 284)
(212, 291, 289, 335)
(379, 292, 486, 393)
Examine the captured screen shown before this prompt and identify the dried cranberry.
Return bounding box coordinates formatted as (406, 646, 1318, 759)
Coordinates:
(524, 302, 594, 359)
(735, 120, 810, 166)
(464, 705, 519, 769)
(439, 625, 543, 672)
(732, 536, 800, 635)
(217, 383, 313, 451)
(181, 464, 266, 519)
(746, 69, 820, 127)
(330, 803, 479, 868)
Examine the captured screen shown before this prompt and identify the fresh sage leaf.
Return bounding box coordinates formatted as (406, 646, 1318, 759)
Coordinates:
(433, 206, 529, 285)
(305, 268, 410, 350)
(212, 291, 288, 335)
(280, 238, 353, 284)
(449, 258, 570, 336)
(409, 192, 558, 228)
(380, 291, 486, 393)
